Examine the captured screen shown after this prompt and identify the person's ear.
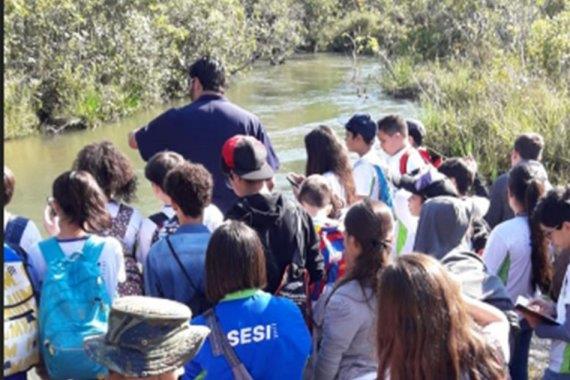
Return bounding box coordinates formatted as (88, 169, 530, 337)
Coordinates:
(562, 221, 570, 232)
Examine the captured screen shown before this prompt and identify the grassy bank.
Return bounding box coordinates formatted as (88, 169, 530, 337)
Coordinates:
(4, 0, 570, 183)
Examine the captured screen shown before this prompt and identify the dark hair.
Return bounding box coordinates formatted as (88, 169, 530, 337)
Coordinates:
(377, 114, 408, 137)
(163, 162, 213, 218)
(144, 151, 185, 190)
(514, 133, 544, 161)
(508, 161, 551, 292)
(4, 166, 15, 207)
(339, 199, 393, 299)
(377, 254, 506, 380)
(52, 171, 111, 233)
(438, 158, 475, 196)
(205, 221, 267, 303)
(188, 56, 226, 93)
(304, 125, 356, 205)
(535, 186, 570, 228)
(73, 141, 138, 203)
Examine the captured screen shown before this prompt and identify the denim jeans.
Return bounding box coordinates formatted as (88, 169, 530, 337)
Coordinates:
(543, 369, 570, 380)
(509, 319, 533, 380)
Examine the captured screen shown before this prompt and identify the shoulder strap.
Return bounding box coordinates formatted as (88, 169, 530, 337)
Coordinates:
(204, 309, 253, 380)
(399, 150, 410, 175)
(38, 237, 66, 265)
(165, 236, 200, 294)
(5, 216, 28, 246)
(81, 235, 107, 263)
(373, 165, 393, 209)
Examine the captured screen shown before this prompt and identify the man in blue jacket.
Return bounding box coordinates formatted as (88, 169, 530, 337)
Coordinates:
(128, 57, 280, 214)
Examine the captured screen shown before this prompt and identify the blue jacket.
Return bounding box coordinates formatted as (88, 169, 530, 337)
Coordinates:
(183, 289, 311, 380)
(144, 224, 211, 315)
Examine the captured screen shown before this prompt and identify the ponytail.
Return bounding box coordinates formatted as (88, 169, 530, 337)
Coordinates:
(52, 171, 111, 233)
(508, 162, 550, 293)
(527, 179, 551, 293)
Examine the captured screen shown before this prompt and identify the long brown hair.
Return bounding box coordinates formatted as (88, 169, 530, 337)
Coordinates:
(376, 254, 506, 380)
(508, 161, 550, 293)
(304, 125, 357, 205)
(337, 199, 393, 301)
(53, 170, 111, 233)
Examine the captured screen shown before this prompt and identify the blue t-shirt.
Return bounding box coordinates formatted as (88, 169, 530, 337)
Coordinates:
(183, 289, 311, 380)
(135, 94, 280, 213)
(144, 224, 211, 315)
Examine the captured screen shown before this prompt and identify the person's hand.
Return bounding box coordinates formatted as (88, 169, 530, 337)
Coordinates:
(43, 204, 60, 236)
(287, 172, 305, 198)
(519, 309, 542, 329)
(529, 298, 555, 317)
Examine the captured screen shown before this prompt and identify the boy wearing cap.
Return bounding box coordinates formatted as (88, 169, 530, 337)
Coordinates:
(344, 113, 391, 203)
(221, 135, 325, 296)
(144, 162, 214, 316)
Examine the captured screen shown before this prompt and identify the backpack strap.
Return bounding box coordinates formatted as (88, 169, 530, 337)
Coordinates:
(372, 165, 394, 209)
(81, 235, 107, 264)
(399, 149, 410, 175)
(5, 216, 29, 246)
(38, 238, 66, 265)
(204, 309, 253, 380)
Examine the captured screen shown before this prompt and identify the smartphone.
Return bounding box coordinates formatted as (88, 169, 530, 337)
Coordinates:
(286, 174, 300, 188)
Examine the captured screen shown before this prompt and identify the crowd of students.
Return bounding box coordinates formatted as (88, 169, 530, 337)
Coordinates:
(4, 59, 570, 380)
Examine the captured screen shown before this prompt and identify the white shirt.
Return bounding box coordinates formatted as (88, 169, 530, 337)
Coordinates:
(136, 204, 223, 265)
(391, 189, 418, 256)
(322, 172, 347, 204)
(483, 216, 534, 303)
(550, 264, 570, 373)
(380, 145, 426, 184)
(107, 201, 143, 255)
(3, 210, 43, 254)
(352, 150, 385, 199)
(27, 236, 126, 300)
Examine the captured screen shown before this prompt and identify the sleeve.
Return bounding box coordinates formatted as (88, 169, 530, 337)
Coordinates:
(304, 213, 325, 284)
(144, 248, 162, 297)
(136, 218, 157, 266)
(483, 320, 511, 364)
(26, 242, 47, 287)
(314, 293, 360, 380)
(103, 238, 126, 300)
(20, 220, 43, 256)
(535, 304, 570, 342)
(252, 118, 280, 170)
(353, 162, 374, 197)
(183, 317, 208, 379)
(482, 228, 509, 277)
(135, 109, 179, 161)
(485, 175, 507, 229)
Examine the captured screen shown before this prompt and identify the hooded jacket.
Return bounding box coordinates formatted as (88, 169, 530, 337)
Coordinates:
(225, 192, 325, 293)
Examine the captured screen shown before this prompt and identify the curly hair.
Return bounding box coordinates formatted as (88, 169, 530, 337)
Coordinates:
(164, 162, 213, 218)
(304, 125, 357, 205)
(73, 141, 138, 203)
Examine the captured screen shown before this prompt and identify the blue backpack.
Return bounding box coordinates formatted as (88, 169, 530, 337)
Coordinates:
(38, 236, 110, 380)
(372, 164, 393, 209)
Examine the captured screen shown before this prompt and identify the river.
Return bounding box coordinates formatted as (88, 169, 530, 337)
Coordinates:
(4, 53, 418, 231)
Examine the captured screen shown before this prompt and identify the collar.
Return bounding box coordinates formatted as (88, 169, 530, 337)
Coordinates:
(196, 93, 225, 102)
(174, 223, 209, 234)
(220, 288, 260, 302)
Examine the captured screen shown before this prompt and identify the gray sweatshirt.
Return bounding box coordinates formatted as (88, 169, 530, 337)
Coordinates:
(314, 280, 377, 380)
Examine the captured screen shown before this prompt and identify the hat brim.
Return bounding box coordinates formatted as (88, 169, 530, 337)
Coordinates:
(236, 162, 274, 181)
(84, 325, 210, 377)
(397, 175, 421, 195)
